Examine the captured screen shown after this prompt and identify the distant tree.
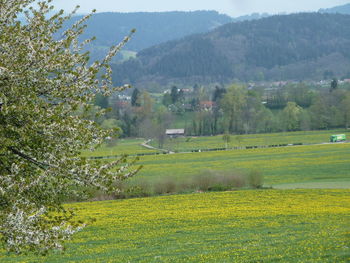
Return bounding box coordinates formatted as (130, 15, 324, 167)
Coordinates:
(286, 83, 314, 108)
(220, 85, 247, 133)
(138, 91, 154, 120)
(299, 110, 312, 131)
(178, 89, 185, 102)
(309, 96, 331, 129)
(170, 86, 179, 104)
(162, 93, 172, 106)
(212, 86, 227, 102)
(330, 78, 338, 92)
(193, 84, 200, 96)
(266, 89, 287, 109)
(222, 133, 231, 149)
(101, 118, 120, 130)
(190, 97, 200, 111)
(94, 93, 110, 109)
(281, 102, 302, 131)
(131, 88, 141, 106)
(255, 107, 278, 133)
(154, 106, 174, 148)
(340, 92, 350, 129)
(120, 107, 138, 137)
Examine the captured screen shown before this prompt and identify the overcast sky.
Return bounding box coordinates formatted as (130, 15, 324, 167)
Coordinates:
(52, 0, 349, 17)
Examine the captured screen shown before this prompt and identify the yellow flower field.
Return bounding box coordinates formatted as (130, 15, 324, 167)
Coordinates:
(2, 189, 349, 262)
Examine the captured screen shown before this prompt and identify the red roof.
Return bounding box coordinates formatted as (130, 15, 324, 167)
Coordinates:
(200, 101, 214, 108)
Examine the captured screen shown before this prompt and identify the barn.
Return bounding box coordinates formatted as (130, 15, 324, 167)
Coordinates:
(165, 129, 185, 138)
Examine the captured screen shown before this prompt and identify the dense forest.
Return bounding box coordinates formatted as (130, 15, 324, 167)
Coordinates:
(61, 11, 232, 62)
(111, 13, 350, 88)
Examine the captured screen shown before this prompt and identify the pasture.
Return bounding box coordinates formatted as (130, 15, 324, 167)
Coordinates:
(1, 190, 349, 262)
(150, 129, 350, 152)
(81, 138, 159, 158)
(2, 132, 349, 262)
(135, 143, 350, 187)
(80, 130, 350, 159)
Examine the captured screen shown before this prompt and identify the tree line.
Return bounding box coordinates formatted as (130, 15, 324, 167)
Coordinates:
(92, 80, 350, 147)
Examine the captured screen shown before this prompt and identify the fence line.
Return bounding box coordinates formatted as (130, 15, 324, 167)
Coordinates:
(88, 142, 307, 160)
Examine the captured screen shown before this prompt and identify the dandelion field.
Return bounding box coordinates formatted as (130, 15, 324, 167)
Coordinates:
(2, 190, 349, 262)
(2, 132, 350, 262)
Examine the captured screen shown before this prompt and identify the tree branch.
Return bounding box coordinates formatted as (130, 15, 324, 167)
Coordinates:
(8, 147, 52, 169)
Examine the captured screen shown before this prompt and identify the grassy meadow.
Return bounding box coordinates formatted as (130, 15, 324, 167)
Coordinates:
(81, 138, 160, 157)
(3, 131, 350, 262)
(81, 130, 350, 159)
(150, 129, 350, 152)
(2, 190, 349, 262)
(135, 143, 350, 187)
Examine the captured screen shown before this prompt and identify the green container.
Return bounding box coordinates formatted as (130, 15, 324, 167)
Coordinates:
(330, 134, 346, 142)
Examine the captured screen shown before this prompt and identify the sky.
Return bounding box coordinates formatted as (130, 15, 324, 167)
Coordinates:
(52, 0, 350, 17)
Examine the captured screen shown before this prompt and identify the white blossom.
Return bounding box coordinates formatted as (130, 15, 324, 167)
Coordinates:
(0, 0, 139, 254)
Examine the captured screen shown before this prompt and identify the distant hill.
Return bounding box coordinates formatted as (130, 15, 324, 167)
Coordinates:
(232, 13, 271, 22)
(319, 3, 350, 14)
(63, 11, 277, 63)
(111, 13, 350, 87)
(62, 11, 232, 62)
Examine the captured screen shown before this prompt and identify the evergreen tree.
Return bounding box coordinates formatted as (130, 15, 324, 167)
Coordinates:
(330, 78, 338, 92)
(170, 86, 179, 104)
(131, 88, 141, 106)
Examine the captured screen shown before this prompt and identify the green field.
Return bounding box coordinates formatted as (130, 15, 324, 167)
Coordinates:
(2, 190, 349, 262)
(135, 143, 350, 186)
(151, 129, 350, 152)
(81, 138, 159, 157)
(81, 129, 350, 159)
(3, 132, 350, 262)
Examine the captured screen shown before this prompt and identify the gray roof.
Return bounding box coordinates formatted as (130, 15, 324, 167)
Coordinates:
(166, 129, 185, 135)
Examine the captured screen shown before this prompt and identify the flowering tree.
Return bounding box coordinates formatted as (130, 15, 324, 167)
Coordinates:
(0, 0, 139, 254)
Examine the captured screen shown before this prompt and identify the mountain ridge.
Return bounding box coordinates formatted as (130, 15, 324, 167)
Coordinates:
(319, 2, 350, 14)
(111, 13, 350, 88)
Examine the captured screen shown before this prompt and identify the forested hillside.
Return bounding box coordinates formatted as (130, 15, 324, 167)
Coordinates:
(112, 13, 350, 87)
(319, 3, 350, 14)
(62, 11, 232, 62)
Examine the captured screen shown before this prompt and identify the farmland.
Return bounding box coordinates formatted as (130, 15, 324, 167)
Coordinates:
(81, 138, 160, 157)
(81, 130, 350, 158)
(4, 2, 350, 261)
(3, 133, 350, 262)
(150, 129, 350, 152)
(135, 143, 350, 187)
(1, 190, 349, 262)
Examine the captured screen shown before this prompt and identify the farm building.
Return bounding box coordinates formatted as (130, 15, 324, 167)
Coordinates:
(166, 129, 185, 138)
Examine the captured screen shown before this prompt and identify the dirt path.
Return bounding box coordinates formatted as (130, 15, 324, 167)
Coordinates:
(140, 139, 174, 154)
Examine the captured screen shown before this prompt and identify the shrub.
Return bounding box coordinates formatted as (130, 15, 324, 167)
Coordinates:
(153, 177, 178, 195)
(248, 169, 264, 188)
(190, 169, 246, 192)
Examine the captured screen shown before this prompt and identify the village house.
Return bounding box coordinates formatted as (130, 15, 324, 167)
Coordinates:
(200, 101, 215, 111)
